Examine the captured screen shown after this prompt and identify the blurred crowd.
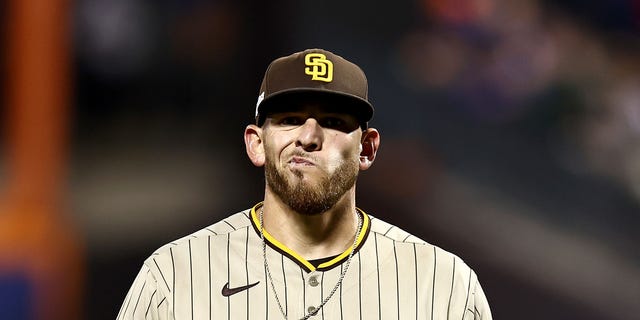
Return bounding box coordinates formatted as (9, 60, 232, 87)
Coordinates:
(396, 0, 640, 203)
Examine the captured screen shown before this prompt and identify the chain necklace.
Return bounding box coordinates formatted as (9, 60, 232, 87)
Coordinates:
(260, 208, 363, 320)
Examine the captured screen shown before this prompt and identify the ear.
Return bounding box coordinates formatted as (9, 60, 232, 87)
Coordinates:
(359, 128, 380, 170)
(244, 124, 265, 167)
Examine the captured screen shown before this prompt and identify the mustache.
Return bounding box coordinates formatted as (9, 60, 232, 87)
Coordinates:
(288, 150, 319, 162)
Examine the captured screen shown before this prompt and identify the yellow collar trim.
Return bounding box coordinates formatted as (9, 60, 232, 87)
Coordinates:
(250, 203, 370, 272)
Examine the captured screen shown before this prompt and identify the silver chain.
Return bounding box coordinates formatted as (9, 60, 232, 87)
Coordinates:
(260, 208, 363, 320)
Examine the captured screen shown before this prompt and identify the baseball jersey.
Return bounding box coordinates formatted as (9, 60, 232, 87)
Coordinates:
(117, 203, 492, 319)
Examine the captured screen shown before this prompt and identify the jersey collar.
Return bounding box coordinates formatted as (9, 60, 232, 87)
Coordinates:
(249, 202, 371, 273)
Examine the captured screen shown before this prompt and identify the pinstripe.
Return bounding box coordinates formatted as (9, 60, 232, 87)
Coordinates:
(170, 247, 176, 316)
(189, 240, 194, 320)
(413, 243, 418, 320)
(153, 258, 170, 292)
(358, 252, 362, 320)
(133, 281, 146, 317)
(462, 268, 472, 320)
(281, 255, 288, 316)
(321, 271, 325, 319)
(157, 297, 166, 308)
(393, 241, 399, 320)
(245, 227, 250, 319)
(265, 256, 269, 320)
(223, 220, 236, 231)
(300, 268, 305, 317)
(339, 263, 344, 320)
(447, 257, 456, 319)
(145, 290, 156, 317)
(470, 280, 479, 318)
(226, 233, 230, 320)
(208, 236, 212, 320)
(374, 232, 381, 319)
(432, 246, 436, 320)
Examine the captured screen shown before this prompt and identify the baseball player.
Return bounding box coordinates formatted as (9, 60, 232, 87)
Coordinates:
(117, 48, 492, 319)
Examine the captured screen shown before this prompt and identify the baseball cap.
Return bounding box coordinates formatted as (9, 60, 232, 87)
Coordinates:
(255, 48, 374, 128)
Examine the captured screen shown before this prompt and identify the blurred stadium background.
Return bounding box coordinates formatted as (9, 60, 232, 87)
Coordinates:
(1, 0, 639, 319)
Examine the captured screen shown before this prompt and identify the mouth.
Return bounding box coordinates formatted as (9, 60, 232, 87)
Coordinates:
(288, 156, 316, 167)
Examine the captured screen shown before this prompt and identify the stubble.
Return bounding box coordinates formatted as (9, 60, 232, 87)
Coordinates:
(265, 152, 359, 215)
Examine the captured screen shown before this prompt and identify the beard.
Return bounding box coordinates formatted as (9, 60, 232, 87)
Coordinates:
(265, 152, 359, 215)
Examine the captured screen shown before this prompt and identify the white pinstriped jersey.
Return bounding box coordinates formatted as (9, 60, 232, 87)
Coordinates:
(117, 204, 492, 319)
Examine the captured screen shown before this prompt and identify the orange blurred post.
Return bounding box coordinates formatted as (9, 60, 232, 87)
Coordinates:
(0, 0, 84, 319)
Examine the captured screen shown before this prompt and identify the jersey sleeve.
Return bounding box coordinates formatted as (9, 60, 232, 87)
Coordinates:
(116, 263, 170, 320)
(469, 273, 492, 320)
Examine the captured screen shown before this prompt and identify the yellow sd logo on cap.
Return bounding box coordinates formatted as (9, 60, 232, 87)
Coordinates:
(304, 53, 333, 82)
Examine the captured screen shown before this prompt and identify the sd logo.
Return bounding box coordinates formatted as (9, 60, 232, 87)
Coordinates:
(304, 53, 333, 82)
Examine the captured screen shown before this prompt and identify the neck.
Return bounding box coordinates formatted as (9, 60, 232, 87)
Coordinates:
(261, 189, 359, 260)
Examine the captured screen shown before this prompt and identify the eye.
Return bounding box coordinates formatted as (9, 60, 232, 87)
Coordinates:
(280, 116, 303, 126)
(320, 117, 344, 128)
(319, 115, 359, 132)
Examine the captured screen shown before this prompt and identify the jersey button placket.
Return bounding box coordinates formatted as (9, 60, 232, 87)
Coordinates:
(308, 275, 319, 287)
(305, 271, 322, 317)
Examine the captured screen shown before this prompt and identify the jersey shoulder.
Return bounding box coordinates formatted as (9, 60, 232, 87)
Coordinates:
(366, 215, 491, 319)
(144, 208, 252, 261)
(368, 214, 428, 244)
(368, 214, 475, 274)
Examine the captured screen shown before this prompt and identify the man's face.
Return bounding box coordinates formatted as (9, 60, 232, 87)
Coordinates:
(261, 103, 363, 215)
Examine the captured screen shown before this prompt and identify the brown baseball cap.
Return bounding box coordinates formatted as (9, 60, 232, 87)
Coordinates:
(254, 48, 374, 128)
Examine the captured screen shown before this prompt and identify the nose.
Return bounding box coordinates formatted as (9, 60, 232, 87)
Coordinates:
(295, 118, 323, 151)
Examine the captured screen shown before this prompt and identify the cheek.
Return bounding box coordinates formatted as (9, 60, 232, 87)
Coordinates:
(263, 133, 288, 160)
(325, 145, 360, 171)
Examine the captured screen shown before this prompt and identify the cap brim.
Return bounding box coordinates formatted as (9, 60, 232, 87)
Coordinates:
(256, 89, 374, 128)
